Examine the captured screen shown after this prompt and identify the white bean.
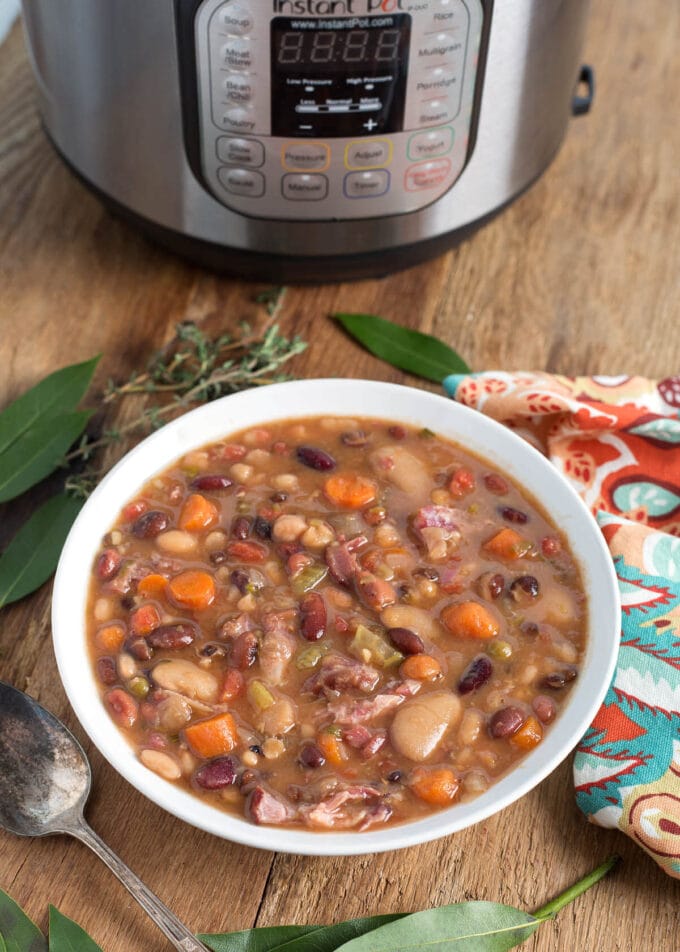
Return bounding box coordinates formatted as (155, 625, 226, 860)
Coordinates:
(205, 530, 228, 551)
(117, 653, 138, 681)
(272, 513, 308, 542)
(458, 708, 484, 746)
(230, 463, 254, 483)
(245, 448, 271, 466)
(390, 692, 461, 761)
(272, 473, 299, 493)
(381, 604, 447, 642)
(301, 521, 335, 550)
(93, 598, 115, 622)
(151, 659, 218, 703)
(140, 749, 182, 781)
(156, 530, 198, 556)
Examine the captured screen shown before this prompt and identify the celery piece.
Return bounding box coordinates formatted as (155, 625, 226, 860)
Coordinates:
(247, 679, 275, 711)
(295, 644, 329, 670)
(291, 564, 328, 596)
(349, 624, 404, 668)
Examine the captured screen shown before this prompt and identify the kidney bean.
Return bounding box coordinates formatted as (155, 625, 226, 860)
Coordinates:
(356, 571, 397, 611)
(458, 655, 493, 695)
(484, 473, 509, 495)
(230, 569, 251, 595)
(96, 549, 122, 581)
(231, 516, 251, 539)
(341, 430, 369, 447)
(253, 515, 273, 540)
(489, 706, 525, 739)
(542, 667, 578, 690)
(510, 575, 540, 602)
(299, 744, 326, 769)
(105, 688, 138, 728)
(533, 695, 557, 724)
(132, 510, 170, 538)
(388, 627, 424, 655)
(190, 474, 233, 492)
(541, 536, 562, 557)
(521, 621, 539, 638)
(147, 623, 196, 650)
(499, 506, 528, 525)
(296, 446, 336, 471)
(231, 631, 259, 669)
(125, 637, 153, 661)
(227, 540, 267, 563)
(194, 756, 238, 790)
(96, 657, 118, 686)
(270, 491, 288, 503)
(300, 592, 327, 641)
(388, 425, 406, 440)
(476, 572, 505, 601)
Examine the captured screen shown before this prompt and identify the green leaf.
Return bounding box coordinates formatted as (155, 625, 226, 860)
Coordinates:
(0, 410, 92, 503)
(0, 931, 7, 952)
(333, 314, 471, 383)
(0, 493, 84, 608)
(200, 915, 405, 952)
(0, 890, 47, 952)
(48, 907, 102, 952)
(0, 357, 99, 457)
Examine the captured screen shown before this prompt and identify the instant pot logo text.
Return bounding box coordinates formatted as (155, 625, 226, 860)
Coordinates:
(273, 0, 409, 14)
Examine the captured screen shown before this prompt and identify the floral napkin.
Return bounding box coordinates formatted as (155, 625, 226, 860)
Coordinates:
(443, 371, 680, 878)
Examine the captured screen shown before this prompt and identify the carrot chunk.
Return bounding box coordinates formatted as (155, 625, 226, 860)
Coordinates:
(441, 601, 500, 640)
(137, 574, 168, 600)
(400, 654, 442, 681)
(178, 493, 219, 532)
(317, 730, 349, 766)
(483, 528, 532, 560)
(184, 712, 238, 758)
(410, 767, 459, 806)
(96, 624, 126, 653)
(323, 473, 377, 509)
(129, 603, 161, 636)
(510, 714, 543, 751)
(168, 570, 216, 611)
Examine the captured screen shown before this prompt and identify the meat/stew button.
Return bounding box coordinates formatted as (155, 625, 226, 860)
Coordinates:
(404, 158, 452, 192)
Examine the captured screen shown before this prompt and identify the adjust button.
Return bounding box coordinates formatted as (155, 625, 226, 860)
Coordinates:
(405, 159, 452, 192)
(282, 143, 330, 172)
(220, 38, 252, 70)
(345, 140, 392, 170)
(218, 3, 254, 36)
(344, 170, 391, 199)
(408, 127, 454, 161)
(282, 174, 328, 201)
(218, 167, 265, 197)
(217, 136, 264, 168)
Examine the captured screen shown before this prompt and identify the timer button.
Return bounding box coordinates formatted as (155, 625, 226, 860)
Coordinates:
(282, 174, 329, 202)
(223, 72, 253, 103)
(217, 136, 264, 169)
(220, 38, 253, 71)
(219, 105, 256, 133)
(408, 127, 454, 161)
(218, 3, 254, 36)
(344, 170, 391, 199)
(281, 143, 330, 173)
(345, 140, 393, 171)
(218, 167, 265, 198)
(405, 158, 452, 192)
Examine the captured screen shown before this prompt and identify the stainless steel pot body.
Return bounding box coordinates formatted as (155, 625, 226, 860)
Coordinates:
(20, 0, 591, 280)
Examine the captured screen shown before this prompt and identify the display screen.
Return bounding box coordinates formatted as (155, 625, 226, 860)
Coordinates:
(271, 16, 411, 139)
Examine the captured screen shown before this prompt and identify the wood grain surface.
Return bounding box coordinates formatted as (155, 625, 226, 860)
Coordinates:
(1, 3, 680, 949)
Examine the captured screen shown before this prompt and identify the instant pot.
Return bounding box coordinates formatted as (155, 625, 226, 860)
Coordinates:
(21, 0, 593, 282)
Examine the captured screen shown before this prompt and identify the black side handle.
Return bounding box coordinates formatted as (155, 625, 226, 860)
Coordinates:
(572, 64, 595, 116)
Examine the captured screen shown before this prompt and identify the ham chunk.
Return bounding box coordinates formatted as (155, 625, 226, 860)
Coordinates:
(299, 784, 384, 830)
(304, 653, 380, 696)
(412, 505, 463, 561)
(247, 786, 297, 825)
(326, 690, 406, 726)
(259, 610, 298, 685)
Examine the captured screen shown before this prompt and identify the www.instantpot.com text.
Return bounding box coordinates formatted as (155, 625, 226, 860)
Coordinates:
(273, 0, 421, 14)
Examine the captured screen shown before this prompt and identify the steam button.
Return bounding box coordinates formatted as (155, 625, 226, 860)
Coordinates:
(218, 167, 265, 198)
(218, 3, 254, 36)
(417, 98, 455, 127)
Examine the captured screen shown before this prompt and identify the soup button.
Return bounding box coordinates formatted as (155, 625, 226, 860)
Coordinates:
(405, 158, 452, 191)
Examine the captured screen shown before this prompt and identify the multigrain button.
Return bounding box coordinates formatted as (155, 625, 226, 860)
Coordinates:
(218, 167, 265, 197)
(282, 173, 329, 201)
(223, 73, 253, 103)
(281, 143, 330, 172)
(416, 31, 463, 62)
(405, 158, 452, 192)
(220, 106, 256, 133)
(221, 38, 252, 70)
(345, 140, 392, 170)
(408, 127, 454, 161)
(216, 136, 264, 168)
(344, 170, 391, 199)
(218, 3, 254, 36)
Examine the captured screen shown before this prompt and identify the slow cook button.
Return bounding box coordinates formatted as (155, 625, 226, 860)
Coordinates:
(344, 170, 391, 199)
(220, 38, 252, 70)
(404, 158, 452, 192)
(220, 106, 256, 133)
(418, 98, 455, 127)
(216, 136, 264, 168)
(282, 143, 330, 172)
(408, 127, 454, 161)
(282, 173, 329, 201)
(345, 140, 393, 170)
(218, 3, 254, 36)
(217, 166, 265, 197)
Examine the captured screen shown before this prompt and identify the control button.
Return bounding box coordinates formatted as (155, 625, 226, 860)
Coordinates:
(218, 3, 254, 36)
(345, 140, 393, 170)
(282, 174, 329, 201)
(218, 166, 265, 197)
(223, 73, 253, 103)
(416, 66, 459, 97)
(281, 143, 330, 172)
(405, 159, 452, 192)
(219, 106, 256, 133)
(418, 98, 455, 127)
(220, 38, 252, 71)
(408, 127, 454, 161)
(344, 170, 391, 199)
(416, 31, 463, 63)
(216, 136, 264, 168)
(427, 0, 469, 33)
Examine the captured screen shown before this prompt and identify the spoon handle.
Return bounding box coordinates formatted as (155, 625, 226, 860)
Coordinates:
(72, 820, 211, 952)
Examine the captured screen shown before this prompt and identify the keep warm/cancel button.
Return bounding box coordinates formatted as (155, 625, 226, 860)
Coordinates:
(404, 158, 452, 192)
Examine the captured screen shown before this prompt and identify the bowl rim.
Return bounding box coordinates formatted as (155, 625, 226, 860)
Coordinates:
(52, 378, 620, 856)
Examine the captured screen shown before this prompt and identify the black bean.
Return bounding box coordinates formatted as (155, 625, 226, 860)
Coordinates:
(477, 572, 505, 601)
(230, 569, 251, 594)
(194, 756, 238, 790)
(299, 744, 326, 769)
(499, 506, 528, 525)
(521, 621, 540, 637)
(210, 550, 228, 565)
(132, 510, 169, 538)
(253, 516, 272, 540)
(510, 575, 540, 602)
(249, 745, 264, 756)
(296, 445, 336, 471)
(458, 655, 493, 695)
(270, 492, 288, 503)
(120, 594, 136, 611)
(489, 706, 525, 738)
(387, 770, 402, 783)
(542, 667, 578, 690)
(190, 474, 233, 492)
(387, 627, 424, 655)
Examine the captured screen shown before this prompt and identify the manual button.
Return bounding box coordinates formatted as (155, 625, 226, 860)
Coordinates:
(218, 167, 265, 198)
(217, 136, 264, 168)
(408, 127, 454, 161)
(282, 174, 329, 201)
(344, 170, 390, 199)
(345, 140, 392, 170)
(282, 143, 330, 172)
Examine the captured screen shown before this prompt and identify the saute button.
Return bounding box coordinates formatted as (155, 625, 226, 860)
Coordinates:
(345, 140, 392, 170)
(217, 136, 264, 168)
(408, 127, 454, 161)
(221, 38, 252, 70)
(218, 3, 254, 36)
(282, 174, 329, 201)
(282, 143, 330, 172)
(344, 170, 390, 199)
(218, 167, 265, 197)
(404, 158, 452, 192)
(223, 72, 253, 103)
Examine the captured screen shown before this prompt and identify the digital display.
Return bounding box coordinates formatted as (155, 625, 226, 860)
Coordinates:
(271, 16, 411, 139)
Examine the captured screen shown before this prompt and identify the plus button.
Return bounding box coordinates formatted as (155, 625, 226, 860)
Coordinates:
(363, 118, 378, 132)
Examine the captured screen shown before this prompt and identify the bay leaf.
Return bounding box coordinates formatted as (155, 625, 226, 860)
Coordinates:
(0, 930, 7, 952)
(0, 493, 83, 608)
(0, 356, 99, 457)
(0, 890, 47, 952)
(200, 915, 405, 952)
(0, 410, 91, 503)
(48, 907, 102, 952)
(333, 314, 470, 383)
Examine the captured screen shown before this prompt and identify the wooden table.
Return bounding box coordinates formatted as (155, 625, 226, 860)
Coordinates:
(2, 3, 679, 949)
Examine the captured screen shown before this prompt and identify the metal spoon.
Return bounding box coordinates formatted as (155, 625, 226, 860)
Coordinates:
(0, 680, 210, 952)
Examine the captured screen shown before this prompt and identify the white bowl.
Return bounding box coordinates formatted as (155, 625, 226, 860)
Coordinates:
(52, 379, 620, 856)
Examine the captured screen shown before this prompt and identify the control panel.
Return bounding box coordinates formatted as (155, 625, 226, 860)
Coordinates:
(193, 0, 486, 221)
